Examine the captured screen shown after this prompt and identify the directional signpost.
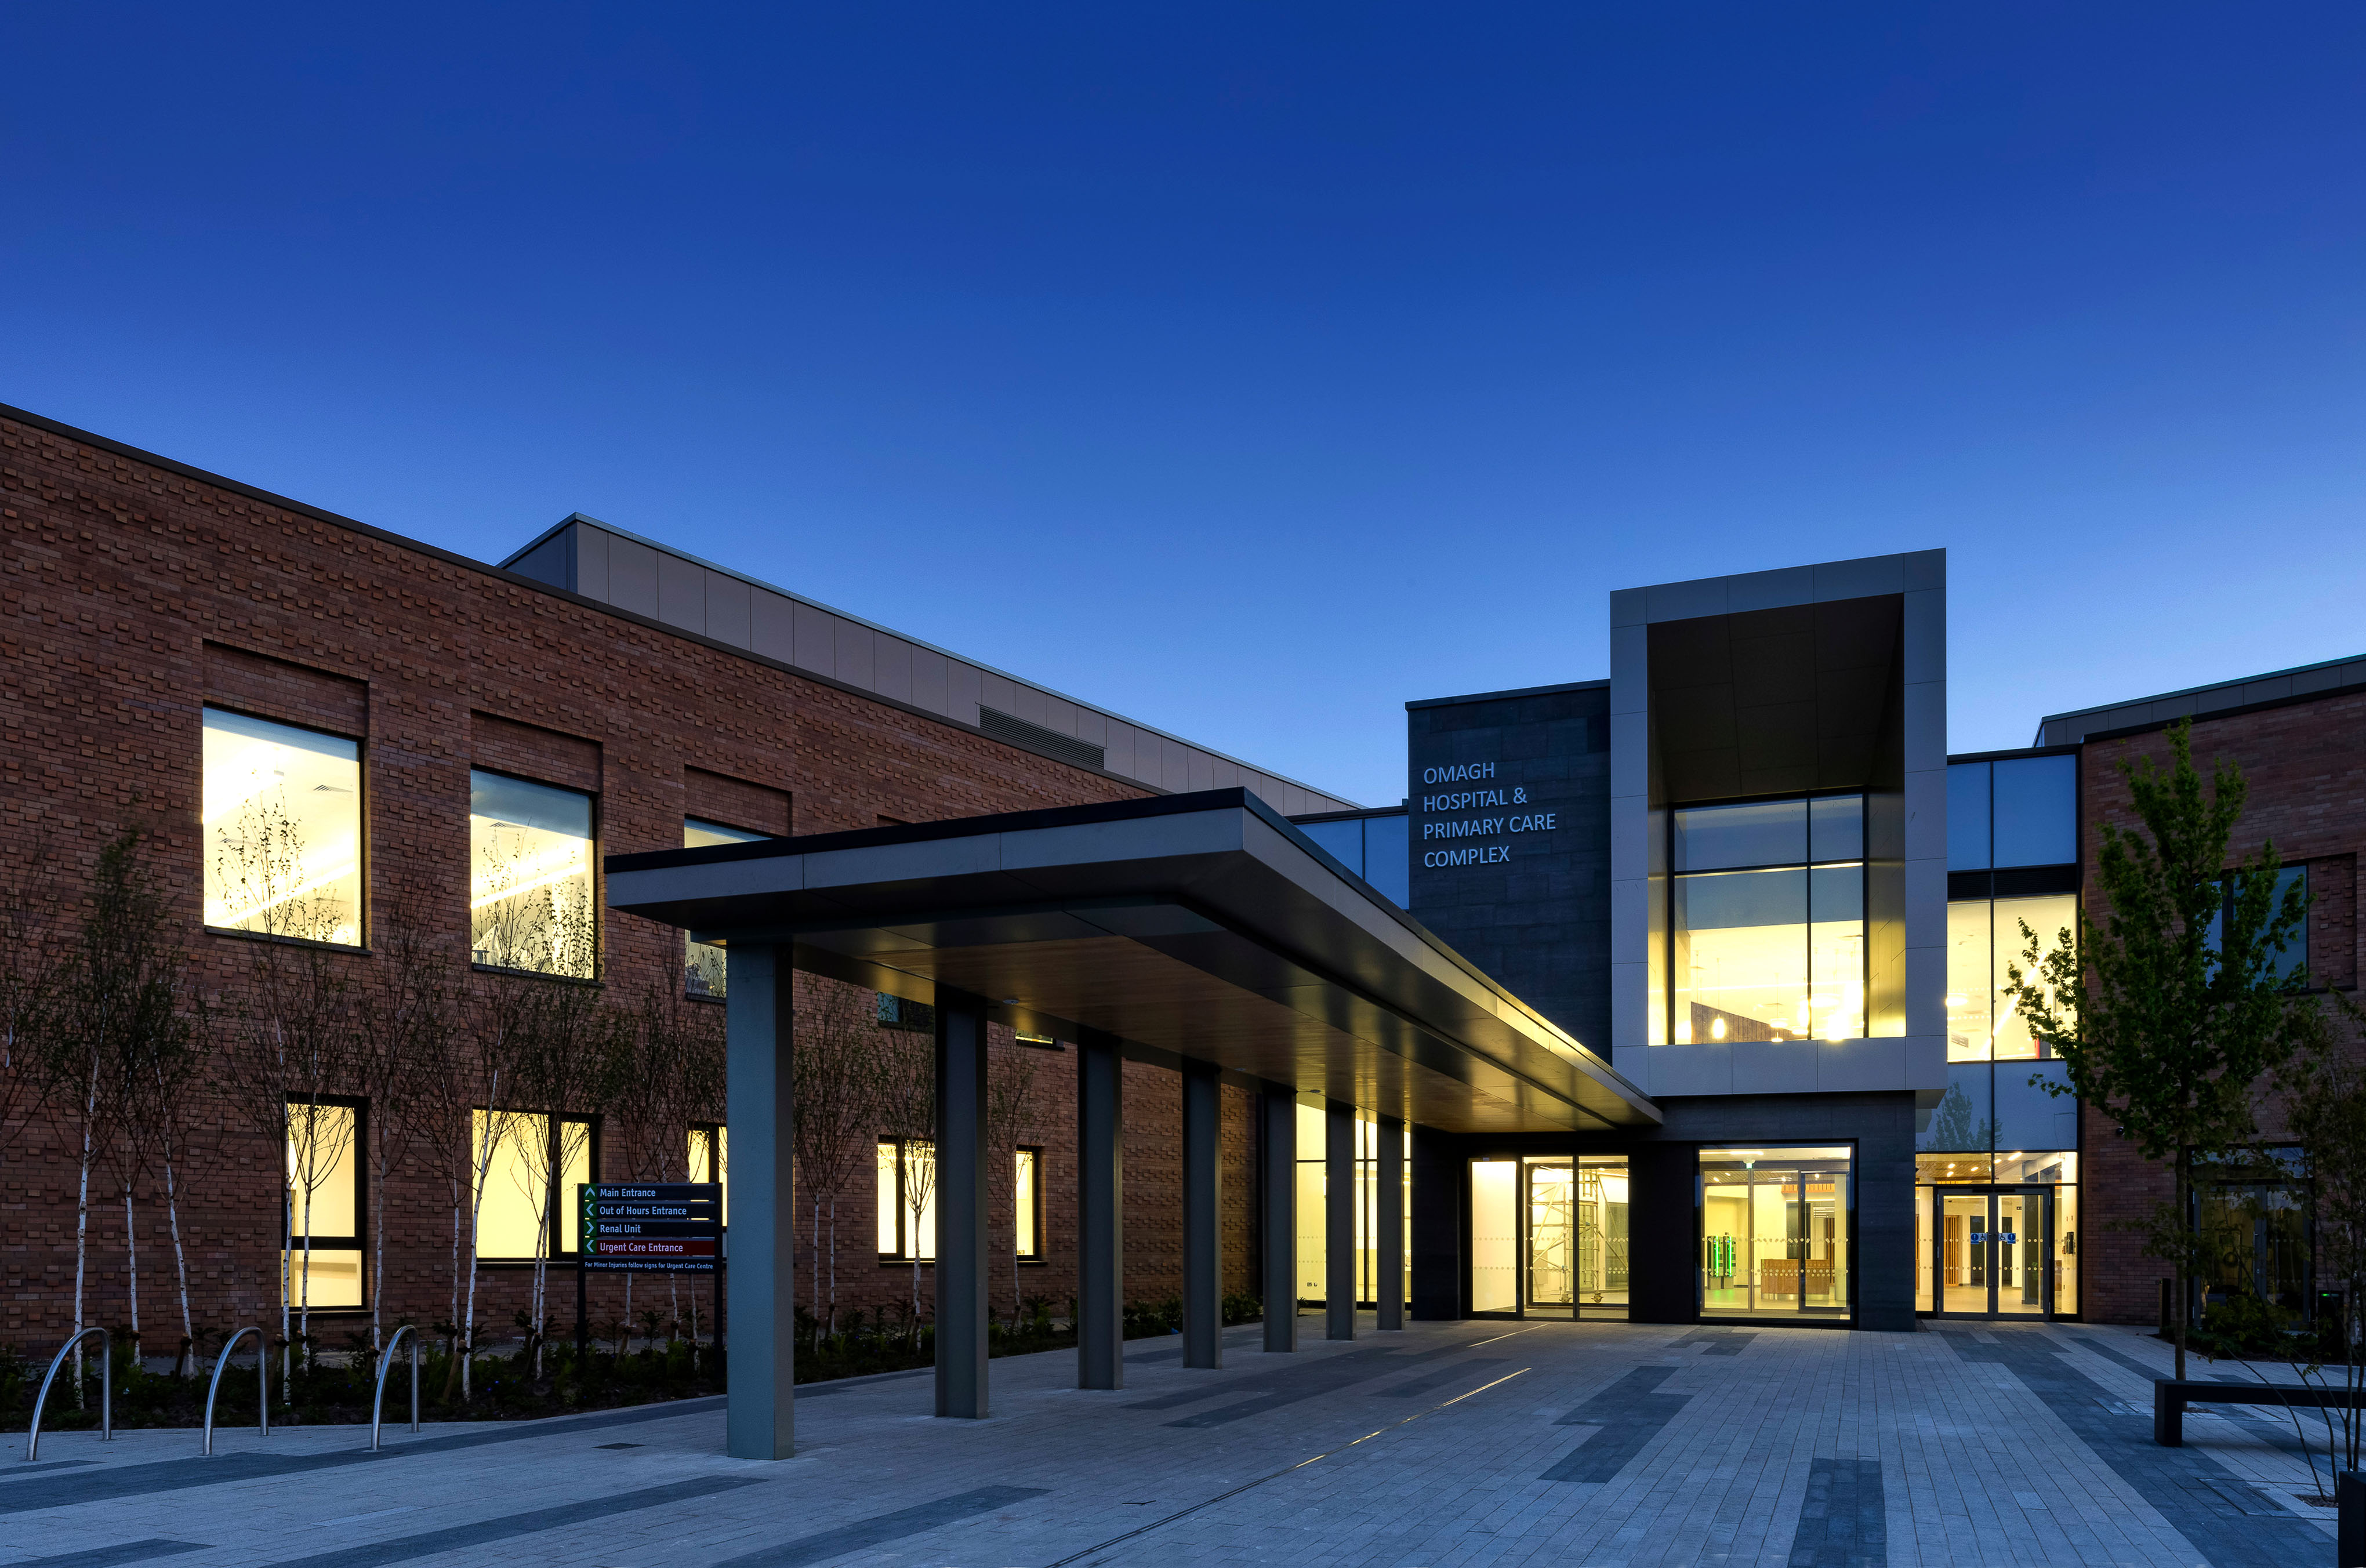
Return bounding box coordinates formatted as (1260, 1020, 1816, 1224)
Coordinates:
(575, 1182, 723, 1357)
(579, 1183, 723, 1271)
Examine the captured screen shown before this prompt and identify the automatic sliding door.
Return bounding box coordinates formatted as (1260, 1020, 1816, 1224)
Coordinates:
(1526, 1162, 1574, 1315)
(1699, 1146, 1853, 1321)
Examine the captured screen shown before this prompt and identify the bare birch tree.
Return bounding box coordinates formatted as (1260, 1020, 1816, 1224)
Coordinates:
(792, 979, 885, 1337)
(877, 1026, 937, 1341)
(353, 902, 456, 1354)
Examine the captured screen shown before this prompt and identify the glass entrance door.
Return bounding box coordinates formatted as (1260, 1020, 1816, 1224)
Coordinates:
(1933, 1189, 2052, 1316)
(1526, 1162, 1575, 1313)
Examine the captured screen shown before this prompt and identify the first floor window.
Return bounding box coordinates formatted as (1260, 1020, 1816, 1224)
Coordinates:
(285, 1097, 364, 1308)
(473, 1109, 596, 1260)
(683, 819, 771, 997)
(470, 771, 597, 978)
(1014, 1147, 1042, 1259)
(204, 707, 364, 945)
(1670, 796, 1866, 1044)
(877, 1137, 937, 1260)
(689, 1122, 729, 1228)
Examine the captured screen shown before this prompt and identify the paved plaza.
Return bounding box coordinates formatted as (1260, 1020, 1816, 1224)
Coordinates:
(0, 1317, 2339, 1568)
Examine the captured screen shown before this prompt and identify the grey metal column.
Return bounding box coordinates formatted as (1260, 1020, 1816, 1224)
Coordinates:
(1377, 1114, 1405, 1331)
(1325, 1098, 1356, 1341)
(1260, 1087, 1297, 1352)
(1076, 1028, 1124, 1390)
(724, 945, 794, 1459)
(934, 988, 990, 1418)
(1182, 1058, 1223, 1369)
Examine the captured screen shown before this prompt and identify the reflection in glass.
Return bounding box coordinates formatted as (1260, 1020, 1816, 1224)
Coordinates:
(470, 771, 596, 977)
(1470, 1160, 1518, 1312)
(2196, 1170, 2310, 1313)
(683, 818, 770, 997)
(1946, 763, 1991, 870)
(1917, 1065, 1997, 1152)
(1809, 796, 1864, 862)
(1298, 818, 1363, 869)
(1995, 1062, 2077, 1152)
(203, 707, 364, 945)
(1674, 800, 1806, 871)
(1697, 1146, 1852, 1319)
(1991, 756, 2077, 868)
(1363, 814, 1410, 906)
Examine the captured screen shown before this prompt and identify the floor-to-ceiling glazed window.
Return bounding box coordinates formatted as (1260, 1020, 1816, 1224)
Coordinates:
(1670, 796, 1865, 1043)
(1698, 1146, 1853, 1320)
(1924, 753, 2082, 1317)
(1468, 1153, 1630, 1319)
(470, 771, 597, 978)
(1295, 1106, 1409, 1312)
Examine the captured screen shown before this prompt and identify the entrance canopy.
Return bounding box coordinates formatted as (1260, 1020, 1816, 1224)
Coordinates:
(606, 789, 1657, 1134)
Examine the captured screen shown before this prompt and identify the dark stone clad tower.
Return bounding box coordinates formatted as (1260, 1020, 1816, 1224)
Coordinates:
(1404, 681, 1613, 1055)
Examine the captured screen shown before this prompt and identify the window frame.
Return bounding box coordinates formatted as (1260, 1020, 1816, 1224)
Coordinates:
(1014, 1145, 1044, 1262)
(877, 1135, 938, 1264)
(689, 1121, 728, 1231)
(284, 1092, 367, 1311)
(202, 703, 369, 950)
(471, 1108, 601, 1264)
(682, 817, 774, 1000)
(466, 767, 601, 982)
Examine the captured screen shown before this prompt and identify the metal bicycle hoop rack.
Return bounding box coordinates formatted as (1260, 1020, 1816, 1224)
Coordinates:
(371, 1324, 422, 1452)
(202, 1326, 269, 1456)
(27, 1326, 113, 1462)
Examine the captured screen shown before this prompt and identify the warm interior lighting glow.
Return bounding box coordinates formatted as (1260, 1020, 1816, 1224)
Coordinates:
(202, 708, 363, 945)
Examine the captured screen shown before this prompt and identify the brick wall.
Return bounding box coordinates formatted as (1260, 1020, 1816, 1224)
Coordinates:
(0, 410, 1272, 1352)
(2076, 696, 2366, 1323)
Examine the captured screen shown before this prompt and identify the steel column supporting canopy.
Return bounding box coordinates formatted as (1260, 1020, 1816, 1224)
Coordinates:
(605, 789, 1659, 1135)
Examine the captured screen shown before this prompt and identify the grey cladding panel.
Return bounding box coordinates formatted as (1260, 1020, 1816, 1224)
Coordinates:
(706, 572, 751, 648)
(835, 620, 876, 691)
(608, 538, 660, 616)
(875, 636, 914, 705)
(658, 553, 706, 631)
(793, 602, 836, 676)
(507, 533, 570, 591)
(750, 589, 795, 662)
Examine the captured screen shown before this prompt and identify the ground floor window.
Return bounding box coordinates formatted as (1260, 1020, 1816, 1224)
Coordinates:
(1294, 1105, 1410, 1309)
(1698, 1145, 1853, 1320)
(1468, 1153, 1629, 1319)
(1915, 1152, 2078, 1318)
(1015, 1146, 1042, 1260)
(688, 1123, 728, 1228)
(2193, 1146, 2309, 1316)
(877, 1137, 937, 1261)
(473, 1109, 595, 1260)
(285, 1097, 364, 1309)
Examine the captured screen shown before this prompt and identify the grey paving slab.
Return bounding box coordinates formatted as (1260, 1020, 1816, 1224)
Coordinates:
(0, 1317, 2343, 1568)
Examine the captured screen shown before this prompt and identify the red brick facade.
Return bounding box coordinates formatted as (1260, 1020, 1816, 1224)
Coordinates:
(0, 409, 1267, 1354)
(2075, 694, 2366, 1323)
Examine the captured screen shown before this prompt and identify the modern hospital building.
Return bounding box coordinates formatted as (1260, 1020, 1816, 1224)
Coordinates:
(3, 403, 2355, 1452)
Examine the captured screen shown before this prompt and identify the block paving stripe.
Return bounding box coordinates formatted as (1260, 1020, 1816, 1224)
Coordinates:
(1542, 1363, 1692, 1483)
(6, 1544, 209, 1568)
(711, 1483, 1051, 1568)
(1786, 1456, 1885, 1568)
(252, 1476, 761, 1567)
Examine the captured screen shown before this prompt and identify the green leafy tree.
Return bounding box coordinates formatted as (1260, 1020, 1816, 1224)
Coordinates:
(2005, 718, 2317, 1378)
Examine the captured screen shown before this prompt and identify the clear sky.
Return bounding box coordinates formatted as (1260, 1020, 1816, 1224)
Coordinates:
(8, 6, 2361, 807)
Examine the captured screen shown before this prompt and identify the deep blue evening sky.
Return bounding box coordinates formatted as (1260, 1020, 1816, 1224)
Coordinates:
(8, 6, 2361, 805)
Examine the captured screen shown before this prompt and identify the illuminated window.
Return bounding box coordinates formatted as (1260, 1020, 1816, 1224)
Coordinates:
(1670, 796, 1865, 1043)
(470, 771, 596, 978)
(1014, 1146, 1042, 1260)
(688, 1123, 728, 1228)
(203, 707, 363, 946)
(284, 1098, 363, 1309)
(471, 1109, 595, 1260)
(877, 1137, 937, 1261)
(683, 819, 770, 997)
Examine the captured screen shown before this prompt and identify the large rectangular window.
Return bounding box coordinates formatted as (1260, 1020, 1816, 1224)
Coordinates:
(683, 818, 771, 997)
(1014, 1147, 1042, 1260)
(1671, 796, 1865, 1043)
(285, 1098, 363, 1308)
(204, 707, 364, 946)
(472, 1109, 594, 1260)
(470, 771, 596, 978)
(877, 1137, 937, 1261)
(1699, 1145, 1853, 1321)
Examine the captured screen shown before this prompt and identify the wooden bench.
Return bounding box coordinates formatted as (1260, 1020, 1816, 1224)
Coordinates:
(2154, 1377, 2366, 1446)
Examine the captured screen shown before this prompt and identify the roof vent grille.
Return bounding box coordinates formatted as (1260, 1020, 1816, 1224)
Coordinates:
(979, 706, 1105, 771)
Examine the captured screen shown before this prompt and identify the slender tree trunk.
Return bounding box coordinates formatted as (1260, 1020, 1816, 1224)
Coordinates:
(124, 1185, 141, 1363)
(297, 1180, 316, 1381)
(2172, 1152, 2189, 1382)
(162, 1148, 194, 1378)
(72, 1059, 96, 1408)
(828, 1197, 838, 1338)
(622, 1270, 634, 1356)
(371, 1127, 387, 1354)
